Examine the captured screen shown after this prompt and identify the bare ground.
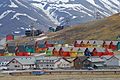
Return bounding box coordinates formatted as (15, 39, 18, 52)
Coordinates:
(1, 75, 120, 80)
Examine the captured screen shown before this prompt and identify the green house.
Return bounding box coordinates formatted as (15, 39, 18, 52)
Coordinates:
(25, 42, 35, 53)
(46, 47, 54, 56)
(117, 42, 120, 51)
(26, 47, 35, 53)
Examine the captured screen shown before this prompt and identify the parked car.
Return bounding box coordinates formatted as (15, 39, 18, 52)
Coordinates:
(87, 67, 94, 70)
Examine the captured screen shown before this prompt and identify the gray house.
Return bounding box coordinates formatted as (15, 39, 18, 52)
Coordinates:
(36, 57, 60, 69)
(104, 55, 120, 68)
(7, 57, 36, 70)
(87, 57, 105, 69)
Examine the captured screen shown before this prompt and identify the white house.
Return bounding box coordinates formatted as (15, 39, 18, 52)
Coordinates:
(6, 57, 36, 70)
(56, 58, 71, 69)
(36, 57, 60, 69)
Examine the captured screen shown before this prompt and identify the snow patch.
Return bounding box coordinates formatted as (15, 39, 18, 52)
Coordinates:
(20, 27, 24, 29)
(0, 10, 15, 19)
(8, 0, 18, 8)
(14, 31, 21, 34)
(11, 13, 37, 21)
(0, 24, 2, 26)
(15, 0, 29, 9)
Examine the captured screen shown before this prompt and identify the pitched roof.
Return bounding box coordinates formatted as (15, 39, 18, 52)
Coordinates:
(88, 48, 94, 52)
(71, 47, 79, 51)
(14, 57, 35, 65)
(101, 55, 113, 60)
(94, 48, 105, 52)
(74, 56, 88, 62)
(54, 47, 61, 51)
(7, 46, 16, 53)
(105, 41, 111, 45)
(95, 40, 104, 45)
(61, 47, 71, 51)
(47, 47, 54, 51)
(36, 56, 60, 61)
(112, 41, 119, 45)
(75, 40, 82, 44)
(79, 47, 86, 52)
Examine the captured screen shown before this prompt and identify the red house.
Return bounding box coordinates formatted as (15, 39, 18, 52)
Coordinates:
(35, 41, 47, 53)
(53, 47, 61, 56)
(102, 41, 111, 49)
(15, 44, 31, 56)
(74, 40, 85, 47)
(59, 47, 71, 57)
(45, 41, 54, 48)
(16, 52, 31, 56)
(92, 48, 104, 57)
(104, 49, 114, 56)
(6, 34, 14, 41)
(109, 41, 118, 50)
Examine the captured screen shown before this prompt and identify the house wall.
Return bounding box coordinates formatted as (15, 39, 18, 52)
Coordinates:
(23, 64, 35, 69)
(105, 57, 119, 66)
(57, 59, 71, 68)
(7, 60, 23, 70)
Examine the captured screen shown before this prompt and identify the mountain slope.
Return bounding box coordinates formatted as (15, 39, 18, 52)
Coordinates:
(46, 13, 120, 44)
(0, 0, 55, 36)
(29, 0, 120, 26)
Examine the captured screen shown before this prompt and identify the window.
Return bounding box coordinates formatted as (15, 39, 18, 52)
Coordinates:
(12, 61, 15, 63)
(15, 65, 18, 67)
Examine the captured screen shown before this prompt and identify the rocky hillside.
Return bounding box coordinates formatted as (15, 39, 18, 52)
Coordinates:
(46, 13, 120, 44)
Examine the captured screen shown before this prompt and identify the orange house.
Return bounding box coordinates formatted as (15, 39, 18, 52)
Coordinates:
(53, 47, 61, 56)
(59, 47, 71, 57)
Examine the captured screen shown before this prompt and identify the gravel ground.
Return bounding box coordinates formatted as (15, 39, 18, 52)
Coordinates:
(0, 75, 120, 80)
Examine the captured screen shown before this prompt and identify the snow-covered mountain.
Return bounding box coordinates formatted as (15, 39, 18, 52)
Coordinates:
(0, 0, 55, 36)
(28, 0, 120, 26)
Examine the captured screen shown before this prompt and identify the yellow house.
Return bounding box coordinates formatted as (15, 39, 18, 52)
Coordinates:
(71, 47, 84, 57)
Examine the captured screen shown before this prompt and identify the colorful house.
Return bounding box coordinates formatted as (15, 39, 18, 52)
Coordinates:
(0, 48, 5, 56)
(95, 40, 104, 47)
(117, 41, 120, 51)
(104, 49, 114, 56)
(84, 48, 92, 56)
(45, 41, 54, 48)
(35, 41, 47, 53)
(71, 47, 84, 57)
(108, 41, 117, 50)
(25, 41, 35, 53)
(6, 42, 16, 56)
(53, 47, 61, 56)
(74, 40, 82, 47)
(16, 44, 30, 56)
(70, 47, 79, 57)
(92, 48, 104, 57)
(46, 47, 54, 56)
(59, 47, 71, 57)
(6, 34, 14, 41)
(103, 41, 111, 49)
